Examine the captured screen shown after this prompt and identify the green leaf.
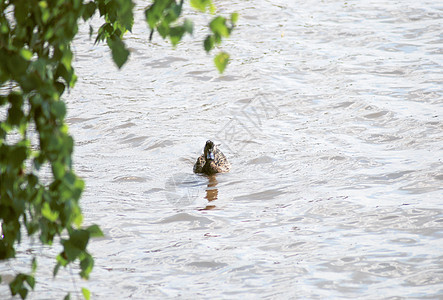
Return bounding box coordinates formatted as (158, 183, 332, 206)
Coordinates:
(24, 275, 35, 289)
(231, 12, 239, 25)
(169, 26, 185, 46)
(0, 20, 9, 34)
(39, 1, 50, 23)
(52, 160, 65, 179)
(70, 229, 90, 251)
(63, 240, 82, 262)
(107, 36, 129, 69)
(73, 212, 84, 227)
(38, 1, 48, 9)
(183, 19, 193, 34)
(7, 103, 24, 127)
(53, 262, 61, 277)
(210, 16, 229, 37)
(190, 0, 215, 13)
(86, 224, 104, 237)
(214, 52, 229, 73)
(55, 63, 77, 88)
(64, 293, 71, 300)
(7, 92, 24, 127)
(5, 54, 28, 79)
(8, 143, 28, 169)
(61, 49, 73, 71)
(117, 0, 134, 32)
(82, 2, 97, 21)
(80, 254, 94, 279)
(42, 202, 59, 222)
(9, 273, 33, 299)
(156, 21, 169, 38)
(55, 80, 66, 95)
(31, 257, 37, 273)
(95, 23, 113, 43)
(204, 35, 214, 52)
(19, 287, 28, 299)
(82, 287, 91, 300)
(9, 274, 22, 295)
(145, 0, 170, 29)
(51, 101, 66, 118)
(20, 49, 33, 60)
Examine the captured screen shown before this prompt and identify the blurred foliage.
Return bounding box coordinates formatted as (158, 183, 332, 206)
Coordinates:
(0, 0, 237, 299)
(146, 0, 238, 72)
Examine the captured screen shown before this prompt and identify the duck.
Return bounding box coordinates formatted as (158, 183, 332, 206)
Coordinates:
(193, 140, 231, 175)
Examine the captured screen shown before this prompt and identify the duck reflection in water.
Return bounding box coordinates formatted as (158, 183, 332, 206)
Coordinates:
(194, 140, 230, 210)
(202, 175, 218, 210)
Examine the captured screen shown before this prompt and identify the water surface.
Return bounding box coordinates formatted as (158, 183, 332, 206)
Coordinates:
(1, 0, 442, 299)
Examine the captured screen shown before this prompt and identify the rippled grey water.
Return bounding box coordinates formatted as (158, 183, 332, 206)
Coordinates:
(2, 0, 443, 299)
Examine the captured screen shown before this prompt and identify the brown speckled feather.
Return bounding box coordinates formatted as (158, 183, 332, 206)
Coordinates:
(193, 155, 206, 173)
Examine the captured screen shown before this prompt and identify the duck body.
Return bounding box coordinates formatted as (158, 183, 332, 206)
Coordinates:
(193, 140, 231, 175)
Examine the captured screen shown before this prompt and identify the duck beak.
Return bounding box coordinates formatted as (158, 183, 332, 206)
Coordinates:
(206, 150, 215, 160)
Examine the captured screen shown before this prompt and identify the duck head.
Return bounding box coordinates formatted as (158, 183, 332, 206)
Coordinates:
(202, 140, 217, 175)
(204, 140, 215, 161)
